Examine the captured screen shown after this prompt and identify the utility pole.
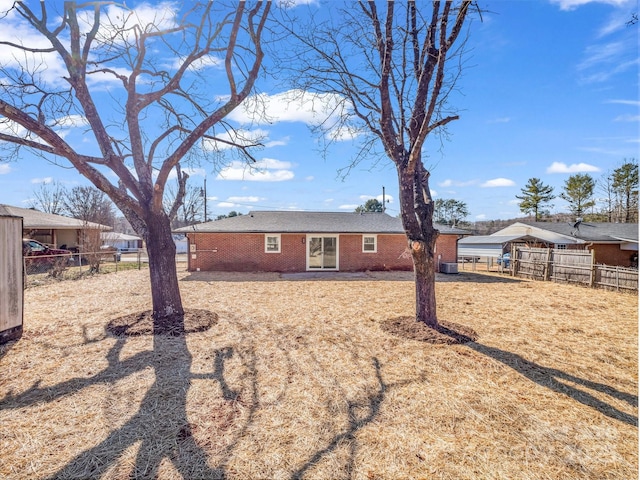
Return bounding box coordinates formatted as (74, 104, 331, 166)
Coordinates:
(203, 178, 208, 222)
(382, 186, 386, 213)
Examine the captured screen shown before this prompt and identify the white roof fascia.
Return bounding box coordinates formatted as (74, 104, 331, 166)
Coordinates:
(608, 236, 638, 244)
(492, 222, 583, 245)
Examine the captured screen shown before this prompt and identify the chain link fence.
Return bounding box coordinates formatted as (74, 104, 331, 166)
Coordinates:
(23, 250, 150, 288)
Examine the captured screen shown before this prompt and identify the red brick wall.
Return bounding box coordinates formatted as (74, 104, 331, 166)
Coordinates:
(186, 233, 307, 272)
(434, 233, 458, 265)
(185, 232, 459, 272)
(338, 234, 412, 271)
(588, 244, 637, 267)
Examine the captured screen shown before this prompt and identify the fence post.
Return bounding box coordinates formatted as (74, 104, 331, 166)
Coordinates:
(589, 249, 595, 288)
(544, 248, 552, 281)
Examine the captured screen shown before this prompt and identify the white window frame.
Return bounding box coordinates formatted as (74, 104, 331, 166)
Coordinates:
(362, 234, 377, 253)
(265, 234, 281, 253)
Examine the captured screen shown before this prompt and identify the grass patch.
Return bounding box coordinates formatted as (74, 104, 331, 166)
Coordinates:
(1, 269, 637, 479)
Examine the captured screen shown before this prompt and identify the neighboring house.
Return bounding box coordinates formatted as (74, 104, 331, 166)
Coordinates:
(459, 221, 638, 267)
(174, 211, 467, 273)
(0, 204, 111, 250)
(173, 234, 188, 254)
(100, 232, 143, 252)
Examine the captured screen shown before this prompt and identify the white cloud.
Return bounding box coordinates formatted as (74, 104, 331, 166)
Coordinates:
(259, 158, 293, 170)
(550, 0, 632, 11)
(0, 164, 11, 174)
(0, 3, 178, 90)
(480, 178, 516, 188)
(31, 177, 53, 184)
(438, 179, 478, 188)
(475, 214, 487, 220)
(577, 35, 638, 84)
(216, 158, 295, 182)
(546, 161, 601, 173)
(167, 167, 206, 180)
(86, 3, 179, 45)
(227, 90, 350, 128)
(0, 119, 28, 138)
(488, 117, 512, 124)
(338, 204, 359, 210)
(326, 124, 363, 142)
(606, 99, 640, 106)
(614, 114, 640, 122)
(357, 193, 394, 205)
(169, 54, 223, 72)
(278, 0, 320, 8)
(265, 137, 290, 148)
(53, 115, 89, 128)
(226, 196, 262, 203)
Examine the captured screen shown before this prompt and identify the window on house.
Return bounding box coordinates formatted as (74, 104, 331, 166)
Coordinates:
(265, 234, 281, 253)
(556, 244, 567, 250)
(363, 235, 377, 253)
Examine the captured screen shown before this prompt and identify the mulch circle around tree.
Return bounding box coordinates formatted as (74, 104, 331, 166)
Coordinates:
(107, 309, 218, 337)
(380, 317, 478, 345)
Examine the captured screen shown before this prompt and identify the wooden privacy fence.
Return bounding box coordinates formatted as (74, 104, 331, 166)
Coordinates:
(511, 246, 638, 292)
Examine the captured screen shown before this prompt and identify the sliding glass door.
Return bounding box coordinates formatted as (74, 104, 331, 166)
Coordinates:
(307, 236, 338, 270)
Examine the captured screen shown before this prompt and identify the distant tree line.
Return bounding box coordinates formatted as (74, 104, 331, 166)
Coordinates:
(517, 159, 638, 223)
(31, 181, 116, 228)
(32, 180, 215, 232)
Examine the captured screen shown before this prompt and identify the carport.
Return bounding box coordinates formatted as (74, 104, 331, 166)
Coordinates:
(458, 234, 523, 260)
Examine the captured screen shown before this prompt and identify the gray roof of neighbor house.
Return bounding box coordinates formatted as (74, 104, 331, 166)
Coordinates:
(523, 221, 638, 243)
(459, 221, 638, 246)
(100, 232, 141, 242)
(0, 204, 111, 230)
(174, 211, 469, 235)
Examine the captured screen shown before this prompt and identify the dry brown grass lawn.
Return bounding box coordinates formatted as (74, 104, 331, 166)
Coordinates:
(1, 269, 637, 479)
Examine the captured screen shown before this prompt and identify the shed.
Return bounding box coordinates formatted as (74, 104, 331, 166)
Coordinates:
(0, 213, 23, 343)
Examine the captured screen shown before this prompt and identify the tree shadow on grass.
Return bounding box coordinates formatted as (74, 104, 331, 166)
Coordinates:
(468, 342, 638, 427)
(380, 316, 636, 426)
(0, 310, 253, 479)
(290, 358, 385, 480)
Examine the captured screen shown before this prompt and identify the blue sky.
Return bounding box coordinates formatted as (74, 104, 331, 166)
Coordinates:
(0, 0, 637, 222)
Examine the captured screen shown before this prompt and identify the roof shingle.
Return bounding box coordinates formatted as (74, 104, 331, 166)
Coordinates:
(174, 211, 467, 235)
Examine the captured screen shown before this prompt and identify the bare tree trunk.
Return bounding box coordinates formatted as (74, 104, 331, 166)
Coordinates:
(411, 237, 438, 327)
(143, 211, 185, 335)
(398, 163, 439, 328)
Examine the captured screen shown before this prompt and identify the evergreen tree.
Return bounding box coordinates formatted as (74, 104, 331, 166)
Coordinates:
(516, 178, 555, 221)
(355, 199, 384, 213)
(561, 174, 596, 218)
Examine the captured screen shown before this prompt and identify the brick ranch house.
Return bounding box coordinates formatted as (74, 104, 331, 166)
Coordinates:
(175, 211, 468, 273)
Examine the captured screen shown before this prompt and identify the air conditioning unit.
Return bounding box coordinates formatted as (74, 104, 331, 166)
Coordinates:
(440, 262, 458, 274)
